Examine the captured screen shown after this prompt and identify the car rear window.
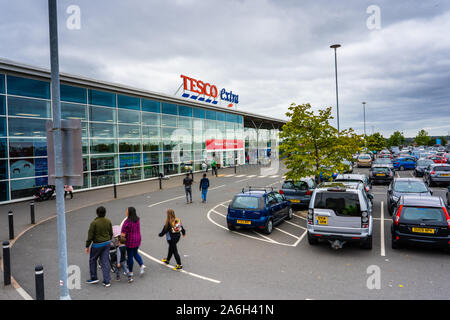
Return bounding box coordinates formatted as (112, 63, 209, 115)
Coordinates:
(230, 196, 263, 210)
(282, 181, 308, 190)
(372, 167, 389, 172)
(314, 192, 361, 216)
(359, 155, 370, 159)
(401, 207, 445, 222)
(434, 166, 450, 172)
(417, 160, 433, 166)
(393, 181, 428, 193)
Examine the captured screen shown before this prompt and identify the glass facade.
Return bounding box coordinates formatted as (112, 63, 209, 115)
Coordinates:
(0, 72, 280, 203)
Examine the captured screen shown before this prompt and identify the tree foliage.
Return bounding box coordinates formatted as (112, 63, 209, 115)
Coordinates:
(280, 103, 363, 183)
(414, 129, 431, 146)
(365, 132, 386, 152)
(386, 131, 405, 148)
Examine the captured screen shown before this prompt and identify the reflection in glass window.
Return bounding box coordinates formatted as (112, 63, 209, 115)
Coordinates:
(143, 139, 160, 152)
(117, 95, 140, 110)
(0, 160, 8, 180)
(91, 170, 117, 187)
(0, 74, 4, 94)
(88, 89, 116, 107)
(11, 177, 47, 200)
(120, 167, 142, 182)
(118, 109, 140, 124)
(119, 125, 140, 139)
(90, 155, 116, 171)
(193, 108, 205, 119)
(161, 114, 177, 127)
(90, 139, 117, 154)
(120, 153, 141, 168)
(143, 152, 161, 165)
(119, 140, 141, 153)
(7, 75, 50, 99)
(144, 165, 159, 179)
(142, 99, 160, 113)
(0, 95, 5, 115)
(164, 164, 179, 175)
(179, 105, 192, 117)
(178, 117, 192, 129)
(0, 181, 8, 201)
(142, 112, 160, 126)
(61, 84, 87, 104)
(142, 126, 160, 139)
(8, 97, 51, 118)
(10, 158, 47, 179)
(205, 110, 216, 120)
(9, 138, 47, 158)
(90, 123, 116, 138)
(89, 106, 116, 123)
(8, 118, 47, 137)
(161, 102, 177, 115)
(0, 138, 6, 158)
(0, 117, 6, 137)
(62, 102, 86, 120)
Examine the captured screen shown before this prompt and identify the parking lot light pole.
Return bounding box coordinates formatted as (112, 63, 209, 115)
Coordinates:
(362, 101, 366, 137)
(330, 44, 341, 134)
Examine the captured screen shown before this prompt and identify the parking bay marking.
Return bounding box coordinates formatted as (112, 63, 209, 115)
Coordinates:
(148, 185, 225, 207)
(380, 201, 385, 257)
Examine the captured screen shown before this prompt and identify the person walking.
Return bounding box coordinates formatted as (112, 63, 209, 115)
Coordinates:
(211, 158, 217, 177)
(159, 209, 186, 270)
(199, 173, 210, 203)
(64, 185, 73, 199)
(85, 206, 113, 287)
(120, 207, 146, 281)
(183, 173, 193, 203)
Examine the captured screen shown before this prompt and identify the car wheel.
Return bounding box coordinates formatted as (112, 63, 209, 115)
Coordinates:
(307, 232, 318, 245)
(400, 166, 404, 171)
(286, 208, 293, 220)
(227, 224, 236, 231)
(361, 236, 372, 250)
(263, 219, 273, 235)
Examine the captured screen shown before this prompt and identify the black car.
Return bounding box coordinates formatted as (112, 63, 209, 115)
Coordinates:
(387, 178, 432, 215)
(279, 178, 316, 208)
(391, 195, 450, 251)
(369, 165, 394, 185)
(414, 159, 434, 177)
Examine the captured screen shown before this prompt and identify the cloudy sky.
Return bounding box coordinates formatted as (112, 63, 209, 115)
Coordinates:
(1, 0, 450, 138)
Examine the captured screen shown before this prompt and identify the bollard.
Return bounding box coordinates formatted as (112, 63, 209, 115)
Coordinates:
(35, 265, 45, 300)
(8, 210, 14, 240)
(3, 241, 11, 286)
(113, 183, 117, 199)
(30, 202, 35, 225)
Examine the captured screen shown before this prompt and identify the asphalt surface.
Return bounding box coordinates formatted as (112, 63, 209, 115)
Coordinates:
(6, 165, 450, 300)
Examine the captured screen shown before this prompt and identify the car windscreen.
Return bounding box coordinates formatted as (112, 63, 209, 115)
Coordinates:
(401, 207, 445, 222)
(314, 192, 361, 216)
(358, 155, 370, 159)
(230, 196, 263, 210)
(433, 166, 450, 172)
(393, 181, 428, 193)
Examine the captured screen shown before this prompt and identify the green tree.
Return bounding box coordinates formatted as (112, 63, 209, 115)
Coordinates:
(414, 129, 431, 146)
(386, 131, 405, 148)
(365, 132, 386, 152)
(280, 103, 363, 183)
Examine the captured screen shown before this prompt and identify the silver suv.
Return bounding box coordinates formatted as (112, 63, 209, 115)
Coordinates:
(307, 181, 374, 250)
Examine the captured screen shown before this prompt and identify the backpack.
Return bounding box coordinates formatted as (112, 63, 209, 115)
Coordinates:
(171, 218, 182, 233)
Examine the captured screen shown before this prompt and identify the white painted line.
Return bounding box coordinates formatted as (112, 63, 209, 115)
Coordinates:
(236, 175, 246, 178)
(252, 230, 277, 243)
(258, 175, 267, 178)
(138, 250, 221, 284)
(148, 195, 185, 208)
(225, 174, 235, 177)
(212, 209, 226, 218)
(15, 286, 33, 301)
(209, 184, 226, 191)
(396, 172, 400, 178)
(373, 218, 391, 222)
(274, 227, 301, 240)
(270, 175, 280, 178)
(293, 214, 306, 220)
(380, 201, 385, 257)
(247, 175, 256, 178)
(293, 230, 307, 247)
(219, 204, 228, 209)
(235, 177, 253, 183)
(284, 220, 307, 230)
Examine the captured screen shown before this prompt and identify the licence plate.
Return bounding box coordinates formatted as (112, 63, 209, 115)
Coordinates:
(412, 227, 435, 234)
(376, 174, 385, 176)
(237, 220, 251, 225)
(441, 174, 449, 177)
(290, 199, 301, 203)
(316, 216, 328, 225)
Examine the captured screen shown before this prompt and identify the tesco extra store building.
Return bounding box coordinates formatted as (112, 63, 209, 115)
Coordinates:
(0, 59, 285, 204)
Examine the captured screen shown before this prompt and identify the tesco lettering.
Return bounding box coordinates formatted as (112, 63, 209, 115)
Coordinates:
(180, 75, 218, 98)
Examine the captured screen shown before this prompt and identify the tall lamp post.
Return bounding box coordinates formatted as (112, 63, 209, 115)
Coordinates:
(330, 44, 341, 134)
(362, 101, 366, 137)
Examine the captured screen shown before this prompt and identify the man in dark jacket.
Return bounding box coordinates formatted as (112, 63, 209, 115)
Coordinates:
(85, 206, 113, 287)
(199, 174, 210, 203)
(183, 173, 193, 203)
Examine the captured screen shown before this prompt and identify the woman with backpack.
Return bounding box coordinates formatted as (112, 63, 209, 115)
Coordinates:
(158, 209, 186, 270)
(120, 207, 146, 281)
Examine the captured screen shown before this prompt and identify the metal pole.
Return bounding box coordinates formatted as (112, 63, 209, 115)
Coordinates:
(30, 202, 35, 225)
(3, 241, 11, 286)
(334, 48, 340, 134)
(35, 265, 45, 300)
(363, 102, 366, 137)
(48, 0, 70, 300)
(8, 210, 14, 240)
(113, 182, 117, 199)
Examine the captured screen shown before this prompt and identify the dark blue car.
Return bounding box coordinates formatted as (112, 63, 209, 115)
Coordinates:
(393, 157, 416, 171)
(227, 187, 293, 234)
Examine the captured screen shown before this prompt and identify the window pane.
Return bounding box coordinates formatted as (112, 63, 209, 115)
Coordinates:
(161, 102, 177, 115)
(142, 112, 160, 126)
(120, 167, 142, 182)
(118, 125, 140, 139)
(90, 155, 117, 171)
(120, 153, 141, 168)
(8, 118, 47, 137)
(216, 111, 226, 121)
(0, 138, 6, 158)
(119, 140, 141, 153)
(205, 110, 216, 120)
(11, 177, 47, 200)
(0, 181, 8, 201)
(117, 95, 140, 110)
(0, 74, 4, 94)
(88, 89, 116, 107)
(7, 75, 50, 99)
(0, 95, 5, 115)
(90, 123, 116, 138)
(0, 117, 5, 137)
(178, 117, 192, 129)
(89, 106, 116, 123)
(143, 152, 161, 165)
(193, 108, 205, 119)
(118, 109, 140, 124)
(142, 99, 160, 113)
(0, 159, 8, 180)
(144, 165, 159, 179)
(91, 170, 117, 187)
(90, 139, 117, 154)
(61, 84, 87, 104)
(142, 126, 160, 139)
(9, 138, 47, 157)
(143, 139, 160, 152)
(8, 96, 51, 118)
(10, 158, 48, 179)
(161, 114, 177, 127)
(62, 102, 86, 120)
(163, 164, 179, 175)
(179, 105, 192, 117)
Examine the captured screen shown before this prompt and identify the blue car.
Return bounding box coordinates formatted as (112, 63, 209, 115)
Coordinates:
(393, 157, 416, 171)
(227, 187, 293, 234)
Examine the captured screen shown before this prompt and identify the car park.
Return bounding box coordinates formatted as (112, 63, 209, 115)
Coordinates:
(227, 187, 293, 234)
(414, 159, 435, 177)
(369, 165, 394, 185)
(373, 158, 394, 170)
(391, 195, 450, 251)
(423, 164, 450, 187)
(387, 178, 432, 215)
(357, 154, 372, 167)
(393, 157, 416, 171)
(428, 155, 447, 164)
(307, 181, 374, 250)
(280, 178, 316, 208)
(444, 153, 450, 164)
(334, 173, 372, 193)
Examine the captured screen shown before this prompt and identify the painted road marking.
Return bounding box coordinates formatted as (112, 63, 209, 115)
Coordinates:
(235, 177, 253, 183)
(293, 214, 306, 220)
(236, 175, 246, 178)
(138, 250, 221, 284)
(270, 175, 280, 178)
(284, 220, 307, 230)
(274, 227, 301, 240)
(247, 175, 256, 178)
(380, 201, 385, 257)
(148, 185, 225, 207)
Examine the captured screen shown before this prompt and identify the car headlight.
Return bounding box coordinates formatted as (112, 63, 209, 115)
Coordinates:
(392, 196, 399, 202)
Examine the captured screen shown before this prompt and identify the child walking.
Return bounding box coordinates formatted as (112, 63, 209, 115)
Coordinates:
(158, 209, 186, 270)
(115, 236, 133, 283)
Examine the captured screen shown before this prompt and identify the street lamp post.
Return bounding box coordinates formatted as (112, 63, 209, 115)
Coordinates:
(362, 101, 366, 137)
(330, 44, 341, 134)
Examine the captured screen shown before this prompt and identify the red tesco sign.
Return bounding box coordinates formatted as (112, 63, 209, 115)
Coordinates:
(180, 75, 218, 98)
(206, 139, 244, 150)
